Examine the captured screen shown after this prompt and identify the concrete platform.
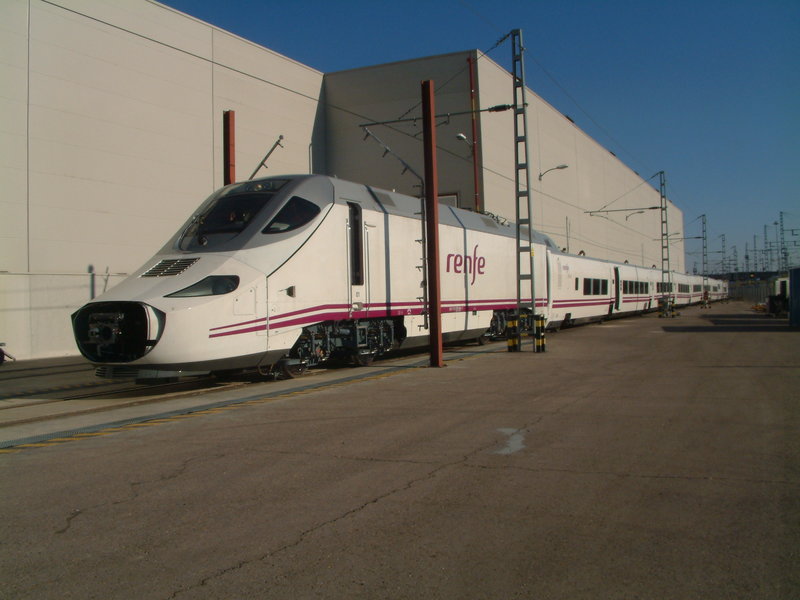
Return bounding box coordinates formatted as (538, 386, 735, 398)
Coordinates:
(1, 301, 798, 599)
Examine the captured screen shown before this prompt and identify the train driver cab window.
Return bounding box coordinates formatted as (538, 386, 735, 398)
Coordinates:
(263, 196, 321, 234)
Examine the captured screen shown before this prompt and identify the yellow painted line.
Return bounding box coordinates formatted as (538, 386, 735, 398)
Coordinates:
(16, 442, 60, 448)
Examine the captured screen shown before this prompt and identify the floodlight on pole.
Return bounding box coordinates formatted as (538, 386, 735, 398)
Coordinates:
(538, 164, 568, 181)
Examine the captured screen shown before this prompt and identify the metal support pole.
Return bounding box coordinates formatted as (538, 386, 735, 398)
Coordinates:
(422, 80, 444, 368)
(701, 215, 709, 308)
(658, 171, 672, 317)
(511, 29, 537, 351)
(223, 110, 236, 185)
(467, 56, 481, 212)
(745, 242, 750, 272)
(754, 234, 758, 271)
(780, 212, 789, 272)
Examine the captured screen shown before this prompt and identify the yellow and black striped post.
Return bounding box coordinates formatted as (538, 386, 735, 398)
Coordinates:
(534, 314, 546, 353)
(506, 315, 519, 352)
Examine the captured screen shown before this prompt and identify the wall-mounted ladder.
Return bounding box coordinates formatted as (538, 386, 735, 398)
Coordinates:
(510, 29, 537, 351)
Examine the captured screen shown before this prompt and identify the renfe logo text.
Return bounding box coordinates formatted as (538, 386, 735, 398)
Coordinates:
(446, 244, 486, 285)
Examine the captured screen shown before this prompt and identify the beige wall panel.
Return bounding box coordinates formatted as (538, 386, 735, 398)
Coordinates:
(211, 29, 323, 101)
(210, 29, 325, 185)
(0, 0, 30, 273)
(26, 2, 215, 275)
(211, 66, 323, 187)
(57, 0, 213, 60)
(2, 1, 329, 358)
(28, 275, 94, 357)
(473, 59, 517, 218)
(0, 276, 33, 359)
(0, 201, 29, 269)
(325, 53, 476, 206)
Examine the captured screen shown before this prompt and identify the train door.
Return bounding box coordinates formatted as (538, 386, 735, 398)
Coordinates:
(546, 251, 553, 315)
(614, 267, 621, 311)
(347, 202, 367, 316)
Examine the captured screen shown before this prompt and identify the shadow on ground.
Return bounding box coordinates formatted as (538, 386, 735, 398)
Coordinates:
(662, 311, 796, 333)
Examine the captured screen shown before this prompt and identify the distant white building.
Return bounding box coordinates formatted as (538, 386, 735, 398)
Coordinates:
(0, 0, 684, 360)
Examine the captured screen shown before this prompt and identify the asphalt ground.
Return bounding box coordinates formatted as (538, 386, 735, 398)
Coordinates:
(1, 301, 798, 599)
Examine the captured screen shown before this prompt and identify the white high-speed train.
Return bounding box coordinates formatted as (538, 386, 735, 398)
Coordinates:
(72, 174, 727, 379)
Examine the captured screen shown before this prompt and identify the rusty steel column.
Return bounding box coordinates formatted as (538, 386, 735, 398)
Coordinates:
(467, 56, 481, 213)
(422, 80, 444, 368)
(223, 110, 235, 185)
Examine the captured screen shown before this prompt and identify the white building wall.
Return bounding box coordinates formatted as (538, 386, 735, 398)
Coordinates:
(0, 0, 33, 361)
(325, 52, 685, 272)
(0, 0, 324, 360)
(324, 52, 478, 207)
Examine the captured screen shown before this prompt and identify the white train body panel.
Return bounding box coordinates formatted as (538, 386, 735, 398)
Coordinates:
(71, 175, 727, 377)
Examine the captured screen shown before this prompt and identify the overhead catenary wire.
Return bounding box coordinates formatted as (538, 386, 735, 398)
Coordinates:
(393, 32, 511, 122)
(594, 171, 661, 212)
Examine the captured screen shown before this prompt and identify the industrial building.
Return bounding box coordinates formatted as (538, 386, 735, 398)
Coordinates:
(1, 0, 685, 360)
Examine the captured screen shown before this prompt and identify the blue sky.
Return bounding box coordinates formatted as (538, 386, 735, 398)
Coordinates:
(159, 0, 799, 271)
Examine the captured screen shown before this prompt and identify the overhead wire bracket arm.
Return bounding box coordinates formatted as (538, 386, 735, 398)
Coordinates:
(361, 127, 424, 188)
(585, 206, 659, 215)
(359, 105, 511, 128)
(248, 134, 284, 180)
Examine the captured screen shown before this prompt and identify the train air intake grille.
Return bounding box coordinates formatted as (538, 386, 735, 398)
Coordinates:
(141, 258, 199, 277)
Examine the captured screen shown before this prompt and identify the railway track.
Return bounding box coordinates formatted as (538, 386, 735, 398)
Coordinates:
(0, 341, 501, 451)
(0, 361, 94, 383)
(0, 358, 262, 434)
(0, 376, 243, 404)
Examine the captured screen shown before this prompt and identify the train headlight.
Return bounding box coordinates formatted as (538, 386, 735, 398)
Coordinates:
(166, 275, 240, 298)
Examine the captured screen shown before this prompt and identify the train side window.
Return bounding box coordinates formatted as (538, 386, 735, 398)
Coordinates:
(592, 279, 601, 295)
(583, 278, 591, 295)
(348, 202, 364, 286)
(263, 196, 321, 234)
(575, 278, 580, 291)
(601, 280, 608, 295)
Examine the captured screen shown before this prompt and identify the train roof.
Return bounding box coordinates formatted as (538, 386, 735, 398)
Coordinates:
(303, 174, 562, 251)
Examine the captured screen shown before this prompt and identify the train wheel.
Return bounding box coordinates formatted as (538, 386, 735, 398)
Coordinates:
(353, 352, 374, 367)
(279, 361, 308, 379)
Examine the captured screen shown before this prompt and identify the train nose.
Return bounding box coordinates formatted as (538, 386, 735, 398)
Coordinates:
(72, 302, 166, 363)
